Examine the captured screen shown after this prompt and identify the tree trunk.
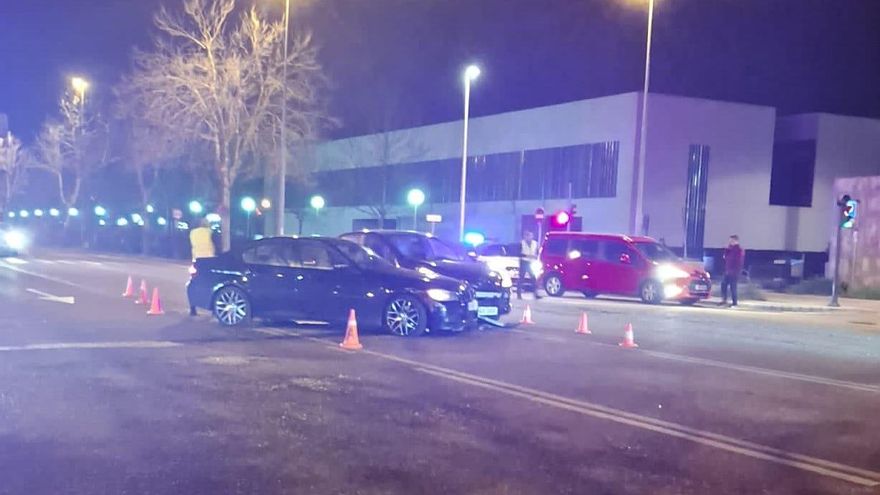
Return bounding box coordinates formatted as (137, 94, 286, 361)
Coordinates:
(220, 180, 232, 251)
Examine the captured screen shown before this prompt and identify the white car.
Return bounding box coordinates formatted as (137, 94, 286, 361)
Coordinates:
(477, 243, 542, 288)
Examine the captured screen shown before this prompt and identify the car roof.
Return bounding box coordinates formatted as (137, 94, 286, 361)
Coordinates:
(544, 231, 656, 243)
(342, 229, 430, 237)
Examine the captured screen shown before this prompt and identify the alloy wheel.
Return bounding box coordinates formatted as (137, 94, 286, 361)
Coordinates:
(214, 287, 250, 326)
(386, 298, 421, 336)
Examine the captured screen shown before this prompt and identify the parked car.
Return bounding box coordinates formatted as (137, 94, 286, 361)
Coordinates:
(539, 232, 711, 305)
(0, 224, 29, 256)
(476, 242, 542, 289)
(339, 230, 512, 320)
(187, 236, 479, 336)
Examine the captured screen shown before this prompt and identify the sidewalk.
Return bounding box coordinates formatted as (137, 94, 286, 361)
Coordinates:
(705, 292, 880, 314)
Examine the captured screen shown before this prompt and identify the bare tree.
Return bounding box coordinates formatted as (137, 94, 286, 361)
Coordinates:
(0, 132, 27, 217)
(30, 91, 109, 225)
(121, 0, 325, 250)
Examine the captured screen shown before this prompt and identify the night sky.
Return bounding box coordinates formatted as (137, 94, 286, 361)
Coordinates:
(1, 0, 878, 141)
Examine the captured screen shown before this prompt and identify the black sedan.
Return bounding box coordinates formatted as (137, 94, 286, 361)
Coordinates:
(339, 230, 512, 320)
(187, 236, 478, 336)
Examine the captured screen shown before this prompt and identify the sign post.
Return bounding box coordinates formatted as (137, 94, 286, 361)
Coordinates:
(534, 207, 545, 240)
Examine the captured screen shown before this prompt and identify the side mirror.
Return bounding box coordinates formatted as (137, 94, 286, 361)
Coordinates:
(619, 253, 631, 265)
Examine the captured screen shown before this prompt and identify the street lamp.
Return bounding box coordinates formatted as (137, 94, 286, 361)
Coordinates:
(33, 209, 44, 218)
(71, 77, 89, 129)
(241, 196, 257, 239)
(630, 0, 655, 236)
(49, 208, 60, 218)
(68, 207, 79, 217)
(274, 0, 292, 237)
(310, 195, 325, 216)
(94, 205, 107, 217)
(459, 64, 481, 242)
(261, 198, 272, 210)
(188, 200, 204, 215)
(407, 188, 425, 231)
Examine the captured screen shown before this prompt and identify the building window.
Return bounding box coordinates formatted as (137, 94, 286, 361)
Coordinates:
(314, 141, 619, 207)
(769, 139, 816, 207)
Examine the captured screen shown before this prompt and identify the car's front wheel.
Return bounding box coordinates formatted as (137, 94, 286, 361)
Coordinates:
(544, 273, 565, 297)
(213, 286, 252, 327)
(384, 295, 428, 337)
(640, 280, 663, 305)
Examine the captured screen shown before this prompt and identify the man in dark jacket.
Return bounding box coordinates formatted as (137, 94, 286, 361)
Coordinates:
(720, 235, 744, 307)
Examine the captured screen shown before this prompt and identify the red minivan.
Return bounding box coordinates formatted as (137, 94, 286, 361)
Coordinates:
(539, 232, 711, 305)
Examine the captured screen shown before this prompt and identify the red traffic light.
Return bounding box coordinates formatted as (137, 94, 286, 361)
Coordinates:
(554, 210, 570, 226)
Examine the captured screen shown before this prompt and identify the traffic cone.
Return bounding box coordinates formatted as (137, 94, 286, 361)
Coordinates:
(339, 309, 363, 350)
(135, 280, 149, 305)
(619, 323, 639, 348)
(146, 288, 165, 316)
(575, 312, 591, 335)
(520, 304, 535, 325)
(121, 276, 134, 298)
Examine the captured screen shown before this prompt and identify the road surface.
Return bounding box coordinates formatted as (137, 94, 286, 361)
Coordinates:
(0, 249, 878, 494)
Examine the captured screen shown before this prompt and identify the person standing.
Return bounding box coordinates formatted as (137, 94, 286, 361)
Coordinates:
(517, 231, 541, 300)
(189, 218, 216, 315)
(720, 235, 744, 307)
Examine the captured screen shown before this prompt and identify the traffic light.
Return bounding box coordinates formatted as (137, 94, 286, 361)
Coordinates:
(840, 195, 857, 229)
(570, 204, 577, 217)
(552, 210, 571, 228)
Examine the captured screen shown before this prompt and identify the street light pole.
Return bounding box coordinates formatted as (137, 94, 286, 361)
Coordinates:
(275, 0, 290, 237)
(458, 65, 480, 242)
(632, 0, 655, 236)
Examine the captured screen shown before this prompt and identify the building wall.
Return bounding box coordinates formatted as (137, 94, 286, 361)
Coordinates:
(776, 114, 880, 253)
(297, 93, 642, 241)
(642, 95, 777, 251)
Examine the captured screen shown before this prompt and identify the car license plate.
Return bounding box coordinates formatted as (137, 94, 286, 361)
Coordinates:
(478, 306, 499, 317)
(694, 284, 708, 291)
(475, 291, 501, 299)
(467, 300, 479, 312)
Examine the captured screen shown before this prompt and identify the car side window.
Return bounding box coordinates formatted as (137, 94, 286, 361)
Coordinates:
(481, 245, 503, 256)
(599, 240, 632, 263)
(242, 243, 288, 267)
(295, 241, 335, 270)
(570, 239, 600, 259)
(365, 234, 394, 261)
(543, 238, 568, 256)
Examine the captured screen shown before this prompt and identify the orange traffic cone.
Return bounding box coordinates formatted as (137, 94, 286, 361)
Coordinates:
(146, 288, 165, 316)
(619, 323, 638, 348)
(135, 279, 149, 305)
(520, 304, 535, 325)
(339, 309, 363, 350)
(575, 312, 591, 334)
(121, 276, 134, 298)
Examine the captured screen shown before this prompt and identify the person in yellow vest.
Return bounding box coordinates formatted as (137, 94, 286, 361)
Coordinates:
(189, 218, 216, 316)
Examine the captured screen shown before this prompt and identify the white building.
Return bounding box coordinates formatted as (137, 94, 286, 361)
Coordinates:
(286, 92, 880, 275)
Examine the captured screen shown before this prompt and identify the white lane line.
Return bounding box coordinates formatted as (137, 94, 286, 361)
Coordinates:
(508, 327, 880, 394)
(412, 365, 880, 487)
(0, 340, 180, 352)
(3, 257, 28, 265)
(25, 288, 76, 305)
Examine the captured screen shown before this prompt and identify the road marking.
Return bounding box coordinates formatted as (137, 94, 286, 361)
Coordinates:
(3, 257, 28, 265)
(358, 342, 880, 487)
(26, 288, 76, 305)
(411, 365, 880, 487)
(0, 340, 180, 352)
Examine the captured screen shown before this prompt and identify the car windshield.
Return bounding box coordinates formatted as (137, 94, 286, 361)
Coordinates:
(333, 240, 392, 269)
(385, 233, 467, 262)
(635, 242, 679, 262)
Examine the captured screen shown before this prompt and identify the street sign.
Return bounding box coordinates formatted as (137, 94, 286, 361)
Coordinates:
(425, 213, 442, 223)
(534, 207, 545, 221)
(172, 208, 183, 220)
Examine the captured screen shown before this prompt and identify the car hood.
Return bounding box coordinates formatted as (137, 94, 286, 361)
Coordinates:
(415, 258, 492, 283)
(365, 262, 463, 291)
(666, 259, 709, 277)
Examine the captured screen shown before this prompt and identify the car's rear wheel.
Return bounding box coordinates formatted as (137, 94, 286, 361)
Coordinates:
(544, 273, 565, 297)
(640, 280, 663, 305)
(213, 286, 252, 327)
(384, 295, 427, 337)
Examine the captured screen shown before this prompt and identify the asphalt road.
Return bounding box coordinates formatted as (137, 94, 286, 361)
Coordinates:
(0, 249, 879, 494)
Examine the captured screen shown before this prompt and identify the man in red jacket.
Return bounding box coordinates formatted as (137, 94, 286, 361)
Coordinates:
(720, 235, 744, 307)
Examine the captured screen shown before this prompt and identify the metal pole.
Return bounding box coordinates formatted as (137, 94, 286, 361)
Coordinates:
(458, 78, 472, 242)
(829, 221, 842, 307)
(632, 0, 654, 235)
(275, 0, 290, 237)
(413, 205, 418, 231)
(246, 211, 252, 240)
